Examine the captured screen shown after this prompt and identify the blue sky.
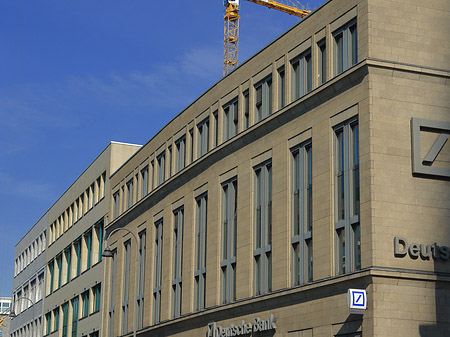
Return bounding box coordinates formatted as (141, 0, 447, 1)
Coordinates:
(0, 0, 325, 296)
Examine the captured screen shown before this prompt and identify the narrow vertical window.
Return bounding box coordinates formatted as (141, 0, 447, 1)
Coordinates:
(189, 129, 194, 164)
(168, 145, 173, 178)
(96, 222, 103, 263)
(291, 142, 313, 286)
(292, 49, 312, 100)
(318, 39, 326, 85)
(194, 194, 207, 311)
(334, 117, 360, 275)
(64, 247, 71, 283)
(243, 91, 249, 129)
(48, 260, 54, 294)
(46, 313, 51, 335)
(62, 303, 69, 337)
(56, 254, 62, 289)
(221, 178, 237, 304)
(108, 250, 117, 337)
(198, 118, 210, 157)
(71, 297, 79, 337)
(93, 284, 101, 313)
(175, 136, 186, 172)
(213, 110, 219, 147)
(53, 308, 59, 332)
(157, 151, 165, 186)
(334, 20, 357, 76)
(153, 220, 163, 324)
(82, 290, 89, 318)
(278, 67, 285, 109)
(85, 230, 92, 270)
(254, 162, 272, 295)
(113, 191, 120, 219)
(172, 208, 184, 318)
(223, 99, 238, 141)
(122, 241, 131, 334)
(255, 76, 272, 122)
(141, 166, 149, 198)
(137, 231, 146, 329)
(126, 179, 133, 209)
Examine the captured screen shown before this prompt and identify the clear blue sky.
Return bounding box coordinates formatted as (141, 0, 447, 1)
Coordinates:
(0, 0, 325, 296)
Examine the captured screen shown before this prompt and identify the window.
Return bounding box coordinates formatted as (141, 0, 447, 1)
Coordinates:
(172, 208, 184, 318)
(81, 290, 89, 318)
(291, 142, 313, 285)
(153, 220, 163, 324)
(243, 91, 249, 129)
(71, 297, 79, 337)
(137, 231, 146, 329)
(198, 118, 210, 157)
(223, 99, 238, 141)
(318, 39, 326, 84)
(254, 161, 272, 295)
(48, 260, 54, 294)
(255, 76, 272, 122)
(189, 129, 194, 164)
(37, 272, 44, 302)
(141, 166, 149, 198)
(126, 179, 133, 209)
(108, 250, 117, 337)
(213, 110, 219, 147)
(56, 254, 62, 289)
(292, 49, 312, 100)
(45, 313, 51, 335)
(61, 302, 69, 337)
(221, 179, 237, 304)
(168, 145, 173, 178)
(113, 191, 120, 219)
(194, 194, 207, 311)
(93, 284, 101, 313)
(278, 67, 285, 109)
(334, 117, 360, 275)
(157, 151, 165, 186)
(334, 20, 357, 76)
(89, 183, 95, 209)
(53, 308, 59, 332)
(64, 247, 71, 284)
(95, 222, 103, 264)
(73, 239, 81, 277)
(122, 241, 131, 335)
(175, 136, 186, 173)
(85, 230, 92, 270)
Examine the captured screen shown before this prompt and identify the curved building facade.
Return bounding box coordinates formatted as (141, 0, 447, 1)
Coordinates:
(102, 0, 450, 336)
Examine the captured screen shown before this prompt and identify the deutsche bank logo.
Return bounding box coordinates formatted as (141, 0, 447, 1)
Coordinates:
(411, 118, 450, 179)
(348, 289, 367, 314)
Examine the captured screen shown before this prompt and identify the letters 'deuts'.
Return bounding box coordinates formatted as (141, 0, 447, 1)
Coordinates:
(411, 118, 450, 179)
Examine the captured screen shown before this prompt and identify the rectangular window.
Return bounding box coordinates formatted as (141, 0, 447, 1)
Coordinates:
(334, 117, 360, 275)
(255, 76, 272, 122)
(56, 254, 62, 289)
(113, 191, 120, 219)
(126, 179, 133, 209)
(175, 136, 186, 173)
(81, 290, 89, 318)
(53, 308, 59, 332)
(45, 313, 51, 335)
(172, 208, 183, 318)
(254, 161, 272, 295)
(95, 222, 103, 263)
(197, 118, 210, 157)
(157, 151, 165, 186)
(141, 166, 149, 198)
(48, 260, 54, 294)
(223, 99, 238, 141)
(84, 230, 92, 270)
(318, 39, 326, 85)
(291, 142, 313, 285)
(194, 194, 207, 311)
(278, 67, 285, 109)
(189, 129, 194, 164)
(221, 178, 237, 304)
(243, 90, 249, 129)
(213, 110, 219, 147)
(137, 231, 146, 329)
(334, 20, 357, 76)
(108, 250, 117, 337)
(89, 183, 95, 209)
(71, 297, 78, 337)
(93, 284, 101, 313)
(64, 247, 71, 283)
(292, 49, 312, 100)
(153, 220, 163, 324)
(168, 145, 173, 178)
(122, 241, 131, 335)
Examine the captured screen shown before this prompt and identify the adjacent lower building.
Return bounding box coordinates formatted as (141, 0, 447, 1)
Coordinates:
(0, 297, 12, 337)
(103, 0, 450, 336)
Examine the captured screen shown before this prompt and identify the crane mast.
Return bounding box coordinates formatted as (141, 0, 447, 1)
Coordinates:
(223, 0, 311, 76)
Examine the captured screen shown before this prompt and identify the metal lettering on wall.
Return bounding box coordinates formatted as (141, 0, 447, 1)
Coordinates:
(207, 315, 276, 337)
(394, 237, 449, 260)
(411, 118, 450, 178)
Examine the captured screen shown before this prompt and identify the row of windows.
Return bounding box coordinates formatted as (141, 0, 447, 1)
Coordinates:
(108, 117, 360, 333)
(14, 231, 46, 277)
(13, 271, 45, 315)
(47, 222, 103, 296)
(49, 172, 106, 246)
(10, 317, 42, 337)
(111, 19, 358, 221)
(44, 285, 100, 337)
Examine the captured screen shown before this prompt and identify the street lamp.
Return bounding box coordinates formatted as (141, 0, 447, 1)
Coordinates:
(103, 227, 139, 337)
(10, 296, 35, 318)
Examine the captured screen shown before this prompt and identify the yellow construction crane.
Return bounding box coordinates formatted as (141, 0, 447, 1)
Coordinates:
(223, 0, 311, 76)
